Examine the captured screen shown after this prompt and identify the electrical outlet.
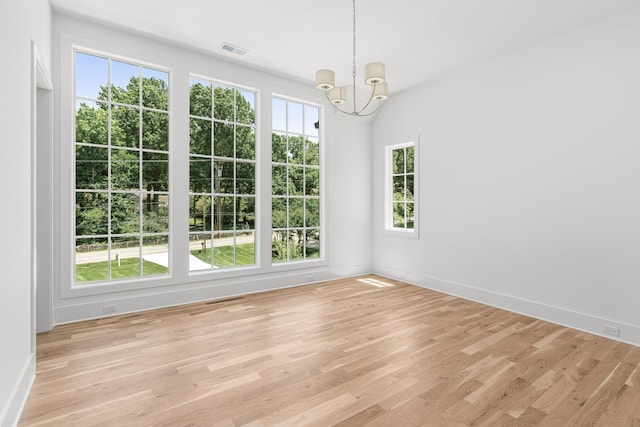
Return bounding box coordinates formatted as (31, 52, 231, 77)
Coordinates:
(602, 325, 620, 337)
(103, 304, 117, 314)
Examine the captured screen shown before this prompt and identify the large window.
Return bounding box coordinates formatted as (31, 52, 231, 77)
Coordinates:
(385, 142, 417, 234)
(271, 97, 321, 263)
(70, 45, 325, 294)
(188, 78, 256, 271)
(74, 51, 170, 284)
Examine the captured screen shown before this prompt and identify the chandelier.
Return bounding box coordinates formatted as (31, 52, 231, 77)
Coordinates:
(314, 0, 389, 116)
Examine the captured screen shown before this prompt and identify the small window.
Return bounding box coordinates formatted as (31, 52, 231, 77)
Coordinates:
(385, 142, 417, 236)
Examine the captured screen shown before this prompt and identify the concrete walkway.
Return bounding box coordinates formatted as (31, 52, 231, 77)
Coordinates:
(141, 252, 213, 271)
(76, 234, 254, 265)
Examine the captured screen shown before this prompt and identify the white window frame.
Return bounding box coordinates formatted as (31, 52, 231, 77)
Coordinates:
(73, 49, 172, 287)
(58, 33, 329, 300)
(384, 141, 419, 238)
(187, 75, 258, 273)
(59, 40, 176, 298)
(271, 95, 325, 266)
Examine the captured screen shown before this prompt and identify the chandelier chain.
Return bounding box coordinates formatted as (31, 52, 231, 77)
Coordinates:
(352, 0, 357, 80)
(352, 0, 357, 112)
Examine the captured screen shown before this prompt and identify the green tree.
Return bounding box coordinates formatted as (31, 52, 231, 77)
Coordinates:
(189, 83, 256, 233)
(75, 102, 108, 145)
(195, 196, 212, 230)
(272, 133, 286, 163)
(269, 123, 320, 262)
(75, 76, 169, 238)
(76, 192, 108, 235)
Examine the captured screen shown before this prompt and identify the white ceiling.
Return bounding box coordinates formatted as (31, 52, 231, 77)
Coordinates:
(49, 0, 640, 94)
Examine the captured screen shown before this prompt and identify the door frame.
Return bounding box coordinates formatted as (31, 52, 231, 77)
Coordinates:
(31, 41, 54, 346)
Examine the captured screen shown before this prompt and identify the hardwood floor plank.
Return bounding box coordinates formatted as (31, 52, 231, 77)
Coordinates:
(19, 275, 640, 426)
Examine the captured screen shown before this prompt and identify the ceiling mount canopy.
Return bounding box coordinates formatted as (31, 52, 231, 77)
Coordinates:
(314, 0, 389, 117)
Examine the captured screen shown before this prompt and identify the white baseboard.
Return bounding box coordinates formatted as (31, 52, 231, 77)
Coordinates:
(1, 352, 35, 427)
(373, 264, 640, 348)
(54, 264, 372, 326)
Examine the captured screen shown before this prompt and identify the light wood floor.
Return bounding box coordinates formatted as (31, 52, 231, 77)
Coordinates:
(20, 275, 640, 426)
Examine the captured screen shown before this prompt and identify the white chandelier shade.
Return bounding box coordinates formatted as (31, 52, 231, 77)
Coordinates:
(372, 82, 389, 101)
(364, 62, 385, 85)
(328, 87, 346, 105)
(315, 69, 335, 90)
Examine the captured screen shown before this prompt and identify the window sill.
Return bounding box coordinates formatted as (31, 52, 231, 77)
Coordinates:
(62, 259, 329, 299)
(383, 228, 419, 239)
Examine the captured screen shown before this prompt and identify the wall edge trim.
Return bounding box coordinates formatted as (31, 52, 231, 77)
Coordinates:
(0, 352, 35, 427)
(373, 264, 640, 347)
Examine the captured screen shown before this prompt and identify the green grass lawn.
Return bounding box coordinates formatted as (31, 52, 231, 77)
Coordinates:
(76, 242, 257, 282)
(75, 258, 168, 283)
(190, 242, 255, 267)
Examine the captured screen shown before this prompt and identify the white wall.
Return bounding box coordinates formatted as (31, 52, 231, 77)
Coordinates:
(372, 9, 640, 346)
(0, 1, 51, 425)
(51, 14, 372, 324)
(327, 114, 373, 270)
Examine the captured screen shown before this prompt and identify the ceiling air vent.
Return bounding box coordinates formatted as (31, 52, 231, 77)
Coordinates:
(219, 42, 249, 56)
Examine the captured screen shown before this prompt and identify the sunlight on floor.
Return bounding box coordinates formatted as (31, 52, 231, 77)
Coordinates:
(357, 277, 395, 288)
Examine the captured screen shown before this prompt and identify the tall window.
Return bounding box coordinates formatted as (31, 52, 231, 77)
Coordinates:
(385, 142, 417, 233)
(74, 51, 170, 284)
(271, 97, 321, 263)
(188, 78, 256, 271)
